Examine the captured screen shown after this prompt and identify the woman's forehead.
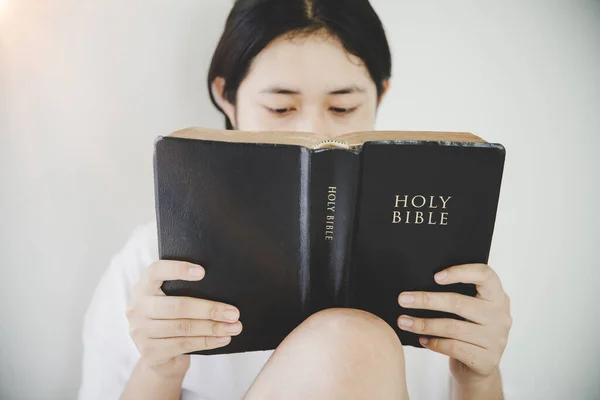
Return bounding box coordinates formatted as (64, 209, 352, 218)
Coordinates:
(241, 34, 375, 96)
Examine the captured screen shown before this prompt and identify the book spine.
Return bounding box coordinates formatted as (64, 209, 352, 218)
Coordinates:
(308, 149, 361, 313)
(299, 147, 311, 319)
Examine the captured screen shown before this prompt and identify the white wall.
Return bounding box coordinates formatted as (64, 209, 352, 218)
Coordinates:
(1, 1, 598, 399)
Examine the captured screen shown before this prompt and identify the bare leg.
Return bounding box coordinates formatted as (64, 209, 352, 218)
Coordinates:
(243, 308, 410, 400)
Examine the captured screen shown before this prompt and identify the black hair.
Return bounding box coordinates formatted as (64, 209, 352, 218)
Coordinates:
(208, 0, 392, 130)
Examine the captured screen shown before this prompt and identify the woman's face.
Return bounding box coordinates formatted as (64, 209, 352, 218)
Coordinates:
(213, 33, 387, 137)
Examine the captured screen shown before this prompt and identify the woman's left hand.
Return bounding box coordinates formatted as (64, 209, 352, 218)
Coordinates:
(396, 263, 512, 386)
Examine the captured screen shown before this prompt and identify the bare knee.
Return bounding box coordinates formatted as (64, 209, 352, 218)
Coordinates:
(292, 308, 405, 363)
(243, 308, 408, 400)
(303, 308, 403, 343)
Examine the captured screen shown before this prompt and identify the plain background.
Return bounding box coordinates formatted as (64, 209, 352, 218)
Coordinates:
(1, 1, 599, 399)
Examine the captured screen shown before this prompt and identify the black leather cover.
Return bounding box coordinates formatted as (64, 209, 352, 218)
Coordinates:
(153, 136, 505, 354)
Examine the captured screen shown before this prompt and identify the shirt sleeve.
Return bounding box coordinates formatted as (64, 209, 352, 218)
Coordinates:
(78, 220, 158, 400)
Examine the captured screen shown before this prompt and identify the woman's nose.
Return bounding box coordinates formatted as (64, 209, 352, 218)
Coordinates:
(297, 111, 330, 135)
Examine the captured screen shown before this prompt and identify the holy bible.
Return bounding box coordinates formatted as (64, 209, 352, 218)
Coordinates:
(153, 127, 506, 355)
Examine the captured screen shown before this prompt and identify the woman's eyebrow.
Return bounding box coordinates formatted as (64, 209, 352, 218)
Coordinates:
(260, 86, 300, 94)
(328, 85, 366, 95)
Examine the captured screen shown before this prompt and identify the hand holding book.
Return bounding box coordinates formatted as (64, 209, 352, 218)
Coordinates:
(125, 260, 243, 377)
(397, 262, 511, 387)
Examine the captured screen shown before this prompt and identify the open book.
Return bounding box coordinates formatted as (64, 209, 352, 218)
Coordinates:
(153, 127, 506, 354)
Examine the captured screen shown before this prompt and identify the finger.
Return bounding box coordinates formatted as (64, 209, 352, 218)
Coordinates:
(140, 335, 233, 361)
(145, 296, 240, 322)
(434, 263, 504, 302)
(143, 260, 205, 295)
(419, 337, 496, 376)
(398, 291, 493, 324)
(397, 316, 491, 348)
(145, 319, 243, 339)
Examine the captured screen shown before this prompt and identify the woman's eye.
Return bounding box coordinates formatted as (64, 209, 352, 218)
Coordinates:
(330, 106, 358, 115)
(267, 107, 294, 115)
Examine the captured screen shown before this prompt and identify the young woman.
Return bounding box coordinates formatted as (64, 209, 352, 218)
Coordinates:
(79, 1, 512, 399)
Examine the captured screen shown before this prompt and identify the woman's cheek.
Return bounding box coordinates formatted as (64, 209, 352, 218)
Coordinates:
(337, 109, 376, 132)
(237, 107, 280, 131)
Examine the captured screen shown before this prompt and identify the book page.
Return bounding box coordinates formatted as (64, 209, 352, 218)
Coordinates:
(167, 127, 487, 149)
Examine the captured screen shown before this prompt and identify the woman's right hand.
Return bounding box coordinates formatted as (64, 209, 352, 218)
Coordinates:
(126, 260, 243, 379)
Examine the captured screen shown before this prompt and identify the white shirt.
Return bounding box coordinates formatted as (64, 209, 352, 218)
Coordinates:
(78, 219, 458, 400)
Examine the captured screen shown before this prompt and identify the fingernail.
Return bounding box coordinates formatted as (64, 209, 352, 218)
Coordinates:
(399, 293, 414, 305)
(226, 323, 241, 334)
(435, 271, 447, 282)
(217, 336, 231, 343)
(398, 317, 413, 328)
(224, 309, 239, 322)
(420, 337, 429, 345)
(189, 267, 204, 277)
